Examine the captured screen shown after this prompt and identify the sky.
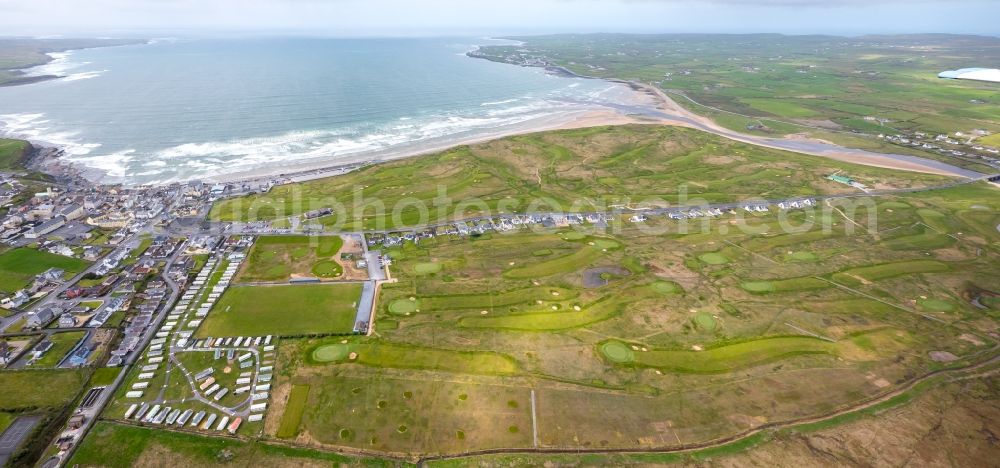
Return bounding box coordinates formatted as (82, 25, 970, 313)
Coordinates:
(1, 0, 998, 37)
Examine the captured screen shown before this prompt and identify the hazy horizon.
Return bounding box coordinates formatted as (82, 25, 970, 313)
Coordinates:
(1, 0, 998, 38)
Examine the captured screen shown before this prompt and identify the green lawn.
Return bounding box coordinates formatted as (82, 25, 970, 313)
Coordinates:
(0, 247, 90, 293)
(194, 283, 361, 337)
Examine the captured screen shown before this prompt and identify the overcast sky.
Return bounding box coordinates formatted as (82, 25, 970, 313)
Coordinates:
(1, 0, 998, 37)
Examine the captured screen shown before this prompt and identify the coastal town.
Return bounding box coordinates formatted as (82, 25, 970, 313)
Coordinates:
(0, 21, 998, 467)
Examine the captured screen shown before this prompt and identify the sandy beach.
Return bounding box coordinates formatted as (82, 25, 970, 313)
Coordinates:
(209, 78, 977, 187)
(208, 107, 654, 185)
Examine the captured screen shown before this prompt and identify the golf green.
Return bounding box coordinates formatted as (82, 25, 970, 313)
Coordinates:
(311, 260, 343, 277)
(698, 252, 729, 265)
(693, 312, 717, 331)
(650, 281, 682, 295)
(787, 251, 818, 262)
(593, 239, 621, 250)
(600, 341, 635, 363)
(741, 281, 775, 293)
(414, 262, 443, 274)
(917, 298, 955, 312)
(313, 344, 353, 362)
(389, 299, 419, 315)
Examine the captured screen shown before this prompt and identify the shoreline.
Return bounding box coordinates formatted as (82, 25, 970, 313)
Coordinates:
(12, 39, 987, 189)
(207, 108, 653, 186)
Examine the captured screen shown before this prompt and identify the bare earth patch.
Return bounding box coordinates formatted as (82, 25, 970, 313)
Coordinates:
(928, 351, 959, 362)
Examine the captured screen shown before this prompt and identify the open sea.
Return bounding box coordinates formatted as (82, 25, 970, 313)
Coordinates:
(0, 37, 631, 185)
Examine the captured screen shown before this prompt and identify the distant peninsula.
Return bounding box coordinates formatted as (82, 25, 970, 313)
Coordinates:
(0, 37, 145, 87)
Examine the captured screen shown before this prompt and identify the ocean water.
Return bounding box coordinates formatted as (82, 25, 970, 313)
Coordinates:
(0, 37, 630, 185)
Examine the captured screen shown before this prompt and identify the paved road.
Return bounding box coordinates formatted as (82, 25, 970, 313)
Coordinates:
(0, 415, 42, 466)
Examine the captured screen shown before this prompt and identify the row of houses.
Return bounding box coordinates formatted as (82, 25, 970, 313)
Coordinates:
(367, 213, 612, 248)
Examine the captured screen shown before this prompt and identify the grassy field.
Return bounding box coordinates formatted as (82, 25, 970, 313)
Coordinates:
(0, 247, 90, 293)
(0, 412, 14, 433)
(0, 138, 30, 170)
(209, 125, 952, 226)
(276, 384, 310, 439)
(0, 369, 87, 410)
(194, 283, 362, 337)
(472, 34, 1000, 172)
(70, 422, 399, 468)
(237, 235, 344, 282)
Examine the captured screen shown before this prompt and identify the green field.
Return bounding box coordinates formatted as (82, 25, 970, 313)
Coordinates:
(0, 369, 88, 410)
(0, 247, 90, 293)
(276, 384, 310, 439)
(0, 138, 30, 170)
(70, 422, 395, 468)
(0, 411, 14, 433)
(194, 283, 361, 337)
(238, 235, 344, 282)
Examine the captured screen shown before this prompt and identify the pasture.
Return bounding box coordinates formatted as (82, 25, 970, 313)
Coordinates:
(0, 247, 89, 293)
(194, 283, 362, 337)
(0, 369, 88, 410)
